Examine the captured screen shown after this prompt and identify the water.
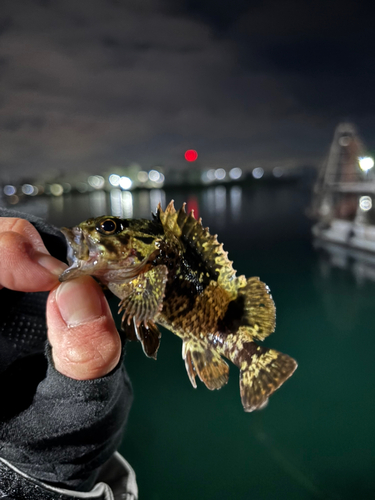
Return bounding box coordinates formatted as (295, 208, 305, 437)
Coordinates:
(3, 183, 375, 499)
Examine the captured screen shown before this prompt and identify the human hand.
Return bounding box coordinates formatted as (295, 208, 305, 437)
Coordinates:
(0, 216, 121, 379)
(0, 214, 132, 493)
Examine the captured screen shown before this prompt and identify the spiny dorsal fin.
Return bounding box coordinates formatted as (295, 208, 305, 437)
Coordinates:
(158, 201, 240, 297)
(157, 200, 182, 236)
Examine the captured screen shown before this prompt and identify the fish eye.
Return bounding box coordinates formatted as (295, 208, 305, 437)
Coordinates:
(97, 219, 120, 235)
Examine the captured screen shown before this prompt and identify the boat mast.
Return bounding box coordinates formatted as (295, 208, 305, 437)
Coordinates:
(312, 122, 370, 221)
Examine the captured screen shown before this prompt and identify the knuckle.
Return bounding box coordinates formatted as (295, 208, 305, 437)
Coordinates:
(0, 217, 45, 251)
(0, 231, 28, 264)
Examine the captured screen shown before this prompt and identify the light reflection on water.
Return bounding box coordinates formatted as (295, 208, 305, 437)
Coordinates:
(106, 189, 167, 220)
(6, 185, 245, 228)
(110, 189, 122, 217)
(90, 190, 108, 217)
(314, 238, 375, 284)
(5, 183, 375, 287)
(149, 189, 166, 214)
(109, 189, 134, 218)
(230, 185, 242, 221)
(122, 191, 133, 218)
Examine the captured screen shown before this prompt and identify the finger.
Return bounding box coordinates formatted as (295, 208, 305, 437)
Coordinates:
(0, 217, 49, 252)
(0, 230, 67, 292)
(47, 276, 122, 380)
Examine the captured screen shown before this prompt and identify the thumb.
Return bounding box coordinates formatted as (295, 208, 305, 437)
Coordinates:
(47, 276, 122, 380)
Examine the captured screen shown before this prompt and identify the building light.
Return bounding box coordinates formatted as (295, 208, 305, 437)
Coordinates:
(109, 174, 121, 187)
(229, 167, 242, 180)
(252, 167, 264, 179)
(359, 196, 372, 211)
(119, 176, 132, 190)
(358, 157, 374, 172)
(148, 170, 161, 182)
(214, 168, 226, 180)
(3, 185, 16, 196)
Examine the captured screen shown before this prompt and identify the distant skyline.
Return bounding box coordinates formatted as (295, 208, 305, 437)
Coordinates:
(1, 0, 375, 180)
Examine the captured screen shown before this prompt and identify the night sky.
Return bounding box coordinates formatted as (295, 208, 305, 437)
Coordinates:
(1, 0, 375, 179)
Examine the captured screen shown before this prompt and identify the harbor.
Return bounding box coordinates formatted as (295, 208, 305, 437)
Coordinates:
(1, 168, 374, 499)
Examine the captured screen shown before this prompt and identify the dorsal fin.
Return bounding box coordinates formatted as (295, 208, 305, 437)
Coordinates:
(157, 200, 181, 236)
(158, 201, 243, 297)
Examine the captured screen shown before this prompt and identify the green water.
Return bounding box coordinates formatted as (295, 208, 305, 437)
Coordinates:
(118, 186, 375, 500)
(6, 183, 375, 499)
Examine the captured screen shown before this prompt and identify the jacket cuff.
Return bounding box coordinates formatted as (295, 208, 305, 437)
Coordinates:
(0, 453, 137, 500)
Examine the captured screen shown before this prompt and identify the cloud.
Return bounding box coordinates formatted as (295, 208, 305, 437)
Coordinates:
(0, 0, 245, 175)
(1, 0, 373, 179)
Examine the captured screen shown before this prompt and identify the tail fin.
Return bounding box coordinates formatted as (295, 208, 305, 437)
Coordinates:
(239, 344, 297, 412)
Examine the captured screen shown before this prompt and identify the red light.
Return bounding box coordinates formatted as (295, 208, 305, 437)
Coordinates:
(185, 149, 198, 162)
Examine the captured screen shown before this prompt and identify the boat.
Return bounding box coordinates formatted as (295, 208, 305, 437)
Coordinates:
(311, 122, 375, 253)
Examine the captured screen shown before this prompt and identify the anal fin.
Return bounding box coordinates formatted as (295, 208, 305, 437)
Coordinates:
(182, 338, 229, 390)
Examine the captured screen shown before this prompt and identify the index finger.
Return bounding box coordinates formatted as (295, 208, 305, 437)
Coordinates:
(0, 217, 67, 292)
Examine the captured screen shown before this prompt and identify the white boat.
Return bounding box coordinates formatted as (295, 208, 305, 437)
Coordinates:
(311, 122, 375, 253)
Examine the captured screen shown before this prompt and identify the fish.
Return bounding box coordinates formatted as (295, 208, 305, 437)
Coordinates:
(59, 201, 297, 412)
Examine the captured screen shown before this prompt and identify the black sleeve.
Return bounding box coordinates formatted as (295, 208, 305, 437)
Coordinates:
(0, 208, 133, 492)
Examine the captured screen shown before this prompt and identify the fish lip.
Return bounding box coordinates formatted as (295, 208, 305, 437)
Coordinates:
(59, 253, 148, 283)
(60, 227, 85, 262)
(59, 264, 83, 282)
(59, 226, 88, 282)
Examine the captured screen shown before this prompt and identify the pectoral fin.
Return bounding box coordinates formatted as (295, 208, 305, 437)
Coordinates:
(111, 265, 167, 359)
(117, 265, 168, 325)
(182, 338, 229, 390)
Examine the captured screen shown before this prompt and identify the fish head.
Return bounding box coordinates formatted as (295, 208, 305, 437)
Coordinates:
(59, 215, 162, 283)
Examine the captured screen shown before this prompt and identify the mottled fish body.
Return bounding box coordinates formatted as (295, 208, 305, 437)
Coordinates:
(60, 201, 297, 411)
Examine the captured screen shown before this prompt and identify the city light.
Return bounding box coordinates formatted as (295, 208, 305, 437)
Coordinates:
(229, 167, 242, 180)
(76, 182, 88, 193)
(109, 174, 121, 187)
(273, 166, 284, 178)
(119, 176, 132, 190)
(148, 170, 161, 182)
(21, 184, 37, 195)
(3, 185, 16, 196)
(207, 169, 216, 181)
(214, 168, 226, 180)
(358, 156, 374, 172)
(50, 184, 64, 196)
(88, 175, 105, 189)
(185, 150, 198, 162)
(137, 171, 149, 183)
(252, 167, 264, 179)
(359, 196, 372, 211)
(62, 183, 71, 193)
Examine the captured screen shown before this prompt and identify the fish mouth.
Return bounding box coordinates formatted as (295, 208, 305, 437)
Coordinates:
(59, 226, 89, 282)
(59, 225, 154, 283)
